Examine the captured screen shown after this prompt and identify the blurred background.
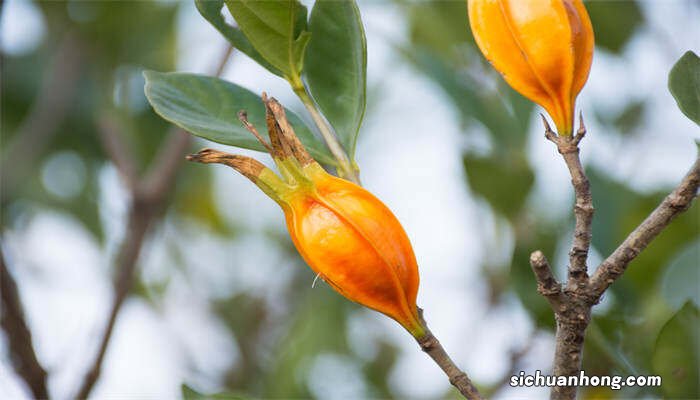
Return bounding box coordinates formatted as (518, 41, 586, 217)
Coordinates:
(1, 1, 698, 399)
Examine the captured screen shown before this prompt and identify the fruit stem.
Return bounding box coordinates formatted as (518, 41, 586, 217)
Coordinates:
(291, 81, 361, 185)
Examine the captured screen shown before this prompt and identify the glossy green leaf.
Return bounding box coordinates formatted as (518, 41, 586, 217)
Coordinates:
(304, 0, 367, 157)
(661, 240, 700, 310)
(586, 1, 643, 53)
(669, 51, 700, 125)
(652, 302, 699, 399)
(143, 71, 336, 166)
(225, 0, 310, 81)
(195, 0, 282, 76)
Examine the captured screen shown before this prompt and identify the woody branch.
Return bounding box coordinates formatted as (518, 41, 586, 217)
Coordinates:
(530, 116, 699, 400)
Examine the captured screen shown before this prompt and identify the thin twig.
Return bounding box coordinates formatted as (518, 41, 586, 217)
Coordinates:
(97, 116, 139, 190)
(538, 116, 595, 400)
(139, 128, 191, 201)
(0, 30, 83, 400)
(75, 128, 190, 399)
(238, 111, 273, 152)
(589, 154, 700, 298)
(292, 85, 361, 184)
(0, 248, 50, 400)
(74, 195, 156, 400)
(487, 333, 537, 398)
(561, 117, 593, 292)
(212, 43, 234, 78)
(540, 114, 593, 292)
(529, 250, 564, 310)
(74, 43, 234, 399)
(417, 310, 483, 400)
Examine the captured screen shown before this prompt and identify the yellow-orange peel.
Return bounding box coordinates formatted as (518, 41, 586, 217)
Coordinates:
(468, 0, 594, 135)
(188, 95, 424, 338)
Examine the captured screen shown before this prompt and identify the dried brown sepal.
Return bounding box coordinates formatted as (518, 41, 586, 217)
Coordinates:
(238, 110, 273, 153)
(262, 93, 313, 166)
(262, 93, 293, 160)
(186, 148, 264, 182)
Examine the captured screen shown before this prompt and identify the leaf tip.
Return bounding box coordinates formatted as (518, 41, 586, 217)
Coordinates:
(142, 69, 160, 83)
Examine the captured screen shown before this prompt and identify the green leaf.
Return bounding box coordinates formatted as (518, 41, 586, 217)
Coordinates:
(195, 0, 282, 76)
(182, 384, 203, 400)
(304, 0, 367, 157)
(586, 1, 643, 53)
(225, 0, 310, 81)
(652, 302, 699, 399)
(143, 71, 336, 166)
(181, 384, 247, 400)
(462, 153, 534, 219)
(661, 240, 700, 310)
(669, 51, 700, 125)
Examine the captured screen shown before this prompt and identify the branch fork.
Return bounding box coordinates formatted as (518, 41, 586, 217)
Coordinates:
(530, 114, 700, 400)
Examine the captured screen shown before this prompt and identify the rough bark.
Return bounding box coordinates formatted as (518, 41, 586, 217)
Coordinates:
(589, 156, 700, 297)
(531, 116, 699, 400)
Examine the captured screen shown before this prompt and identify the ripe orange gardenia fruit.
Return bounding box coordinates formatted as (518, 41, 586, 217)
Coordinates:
(188, 95, 425, 338)
(468, 0, 594, 135)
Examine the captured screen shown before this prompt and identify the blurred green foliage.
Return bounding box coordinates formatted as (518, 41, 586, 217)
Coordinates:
(585, 1, 643, 53)
(1, 1, 182, 241)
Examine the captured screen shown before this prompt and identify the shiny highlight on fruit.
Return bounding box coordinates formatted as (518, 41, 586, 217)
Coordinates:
(187, 95, 425, 338)
(468, 0, 594, 135)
